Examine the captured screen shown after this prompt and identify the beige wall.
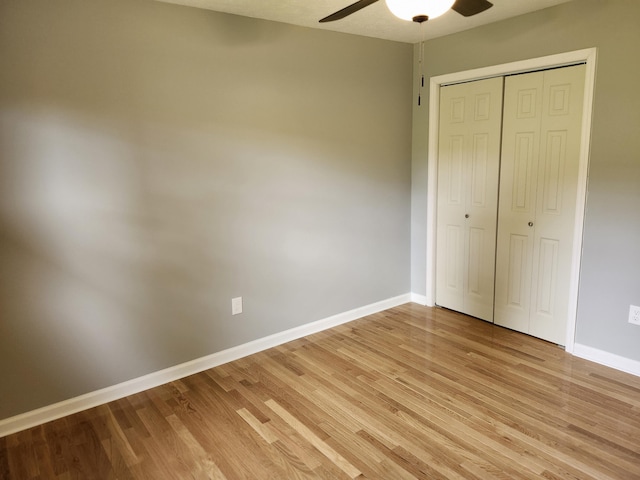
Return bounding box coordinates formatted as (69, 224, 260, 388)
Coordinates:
(0, 0, 413, 419)
(411, 0, 640, 361)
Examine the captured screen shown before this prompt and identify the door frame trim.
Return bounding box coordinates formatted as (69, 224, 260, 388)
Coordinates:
(425, 48, 597, 353)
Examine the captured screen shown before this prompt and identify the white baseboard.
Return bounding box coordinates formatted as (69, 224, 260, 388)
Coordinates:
(573, 343, 640, 377)
(0, 293, 411, 438)
(410, 292, 428, 305)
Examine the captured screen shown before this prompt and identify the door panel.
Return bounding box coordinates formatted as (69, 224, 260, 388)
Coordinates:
(496, 64, 586, 344)
(506, 233, 529, 310)
(512, 133, 536, 212)
(495, 71, 543, 333)
(447, 136, 465, 205)
(471, 134, 489, 207)
(436, 76, 503, 322)
(541, 131, 568, 214)
(438, 223, 464, 312)
(465, 224, 494, 321)
(529, 65, 585, 343)
(534, 237, 559, 316)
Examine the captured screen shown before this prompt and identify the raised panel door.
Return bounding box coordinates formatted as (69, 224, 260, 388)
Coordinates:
(495, 65, 586, 344)
(495, 71, 544, 333)
(529, 64, 586, 343)
(436, 76, 503, 321)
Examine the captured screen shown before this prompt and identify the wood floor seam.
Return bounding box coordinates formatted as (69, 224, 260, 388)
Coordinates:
(2, 304, 640, 479)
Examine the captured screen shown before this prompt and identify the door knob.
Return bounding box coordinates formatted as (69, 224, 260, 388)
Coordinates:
(528, 221, 534, 227)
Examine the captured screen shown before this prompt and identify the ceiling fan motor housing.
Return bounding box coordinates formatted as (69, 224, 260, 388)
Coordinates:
(319, 0, 493, 24)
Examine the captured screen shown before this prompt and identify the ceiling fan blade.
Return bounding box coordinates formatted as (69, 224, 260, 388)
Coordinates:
(319, 0, 380, 23)
(451, 0, 493, 17)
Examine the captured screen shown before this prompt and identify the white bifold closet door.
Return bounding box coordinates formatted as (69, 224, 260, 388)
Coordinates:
(494, 64, 586, 344)
(436, 76, 504, 322)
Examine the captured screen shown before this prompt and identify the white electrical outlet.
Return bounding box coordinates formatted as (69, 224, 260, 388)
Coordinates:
(629, 305, 640, 326)
(232, 297, 243, 315)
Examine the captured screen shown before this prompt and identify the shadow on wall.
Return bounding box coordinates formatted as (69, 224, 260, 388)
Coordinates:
(0, 108, 238, 413)
(0, 0, 413, 420)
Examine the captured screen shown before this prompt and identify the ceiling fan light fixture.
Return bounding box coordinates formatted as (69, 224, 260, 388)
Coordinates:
(385, 0, 456, 22)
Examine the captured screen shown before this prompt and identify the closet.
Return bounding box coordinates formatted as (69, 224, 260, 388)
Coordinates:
(435, 64, 586, 344)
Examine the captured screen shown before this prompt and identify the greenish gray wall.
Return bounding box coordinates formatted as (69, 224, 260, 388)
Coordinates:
(411, 0, 640, 360)
(0, 0, 413, 419)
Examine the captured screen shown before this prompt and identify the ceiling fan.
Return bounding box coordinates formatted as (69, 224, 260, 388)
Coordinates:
(320, 0, 493, 24)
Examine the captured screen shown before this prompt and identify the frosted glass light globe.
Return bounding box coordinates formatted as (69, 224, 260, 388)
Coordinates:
(385, 0, 456, 21)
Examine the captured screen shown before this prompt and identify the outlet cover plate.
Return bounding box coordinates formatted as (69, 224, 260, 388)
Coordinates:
(232, 297, 243, 315)
(629, 305, 640, 325)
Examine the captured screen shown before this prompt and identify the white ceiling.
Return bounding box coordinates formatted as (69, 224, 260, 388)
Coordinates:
(156, 0, 573, 44)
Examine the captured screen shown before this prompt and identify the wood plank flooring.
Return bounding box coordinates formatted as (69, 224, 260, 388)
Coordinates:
(2, 303, 640, 479)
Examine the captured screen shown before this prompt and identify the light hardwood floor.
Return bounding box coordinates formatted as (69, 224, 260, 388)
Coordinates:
(2, 304, 640, 479)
